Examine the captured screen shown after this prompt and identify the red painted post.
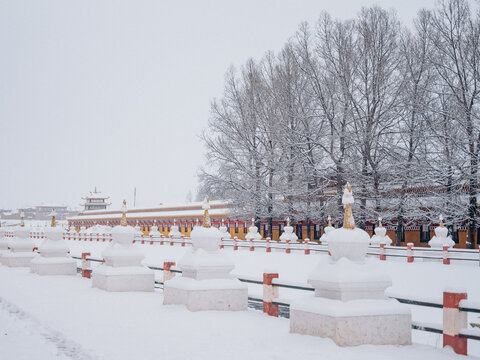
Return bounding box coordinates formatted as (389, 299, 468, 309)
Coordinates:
(266, 237, 271, 253)
(285, 240, 291, 254)
(249, 238, 254, 252)
(170, 236, 174, 246)
(220, 237, 224, 249)
(181, 235, 185, 247)
(443, 291, 468, 355)
(233, 236, 238, 251)
(443, 245, 450, 265)
(263, 272, 279, 317)
(379, 243, 386, 261)
(407, 243, 414, 263)
(81, 252, 91, 279)
(163, 261, 176, 282)
(304, 238, 310, 255)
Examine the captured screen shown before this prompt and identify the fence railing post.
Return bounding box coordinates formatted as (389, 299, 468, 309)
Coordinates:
(233, 236, 238, 251)
(181, 234, 185, 247)
(170, 236, 174, 246)
(379, 243, 386, 261)
(220, 237, 224, 249)
(249, 238, 254, 252)
(443, 245, 450, 265)
(160, 235, 164, 245)
(163, 261, 176, 282)
(407, 243, 414, 263)
(285, 240, 291, 254)
(304, 238, 310, 255)
(263, 272, 279, 317)
(266, 237, 271, 253)
(443, 291, 468, 355)
(81, 252, 91, 279)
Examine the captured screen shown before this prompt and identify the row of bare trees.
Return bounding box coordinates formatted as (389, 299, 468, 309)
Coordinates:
(200, 0, 480, 247)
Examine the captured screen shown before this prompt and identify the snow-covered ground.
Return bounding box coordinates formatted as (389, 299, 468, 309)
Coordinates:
(0, 265, 473, 360)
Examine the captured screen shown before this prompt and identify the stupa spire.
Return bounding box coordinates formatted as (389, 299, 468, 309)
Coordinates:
(378, 216, 382, 228)
(20, 211, 25, 227)
(51, 208, 56, 227)
(202, 197, 211, 228)
(120, 200, 128, 227)
(342, 183, 355, 229)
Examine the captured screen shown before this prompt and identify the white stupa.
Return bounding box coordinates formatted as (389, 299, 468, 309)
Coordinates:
(2, 213, 37, 267)
(168, 220, 182, 238)
(163, 197, 247, 311)
(92, 201, 154, 292)
(30, 209, 77, 275)
(149, 222, 160, 238)
(290, 184, 411, 346)
(370, 217, 392, 245)
(428, 215, 454, 248)
(219, 219, 231, 239)
(244, 218, 262, 241)
(279, 218, 298, 242)
(319, 216, 335, 244)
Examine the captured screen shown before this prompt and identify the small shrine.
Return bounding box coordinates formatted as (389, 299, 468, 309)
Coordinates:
(370, 217, 392, 245)
(429, 215, 455, 248)
(319, 216, 335, 244)
(244, 218, 261, 241)
(30, 209, 77, 275)
(92, 201, 154, 291)
(163, 197, 247, 311)
(81, 187, 111, 211)
(279, 218, 298, 243)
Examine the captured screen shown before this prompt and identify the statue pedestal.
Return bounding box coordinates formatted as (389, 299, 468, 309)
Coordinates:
(163, 226, 247, 311)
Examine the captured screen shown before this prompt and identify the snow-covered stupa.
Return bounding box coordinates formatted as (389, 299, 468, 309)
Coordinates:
(245, 218, 262, 241)
(428, 215, 454, 248)
(92, 201, 154, 292)
(370, 217, 392, 245)
(279, 218, 298, 243)
(163, 197, 247, 311)
(319, 216, 334, 244)
(149, 221, 160, 238)
(219, 219, 231, 239)
(30, 209, 77, 275)
(290, 184, 411, 346)
(2, 213, 37, 267)
(168, 220, 181, 238)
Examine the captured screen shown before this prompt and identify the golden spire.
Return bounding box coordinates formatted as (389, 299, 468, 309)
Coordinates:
(20, 211, 25, 227)
(286, 217, 290, 226)
(327, 215, 332, 227)
(342, 183, 355, 229)
(121, 200, 128, 226)
(202, 197, 211, 228)
(51, 208, 56, 227)
(251, 218, 255, 226)
(378, 216, 382, 228)
(439, 214, 444, 228)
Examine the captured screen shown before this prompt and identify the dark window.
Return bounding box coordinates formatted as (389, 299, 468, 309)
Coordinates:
(420, 224, 430, 242)
(314, 224, 321, 240)
(296, 224, 302, 240)
(449, 225, 459, 244)
(235, 222, 238, 233)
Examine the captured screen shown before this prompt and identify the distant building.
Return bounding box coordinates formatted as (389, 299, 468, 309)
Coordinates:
(81, 187, 111, 211)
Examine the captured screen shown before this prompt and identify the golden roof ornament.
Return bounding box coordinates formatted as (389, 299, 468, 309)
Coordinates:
(378, 216, 382, 228)
(120, 200, 128, 227)
(202, 197, 211, 228)
(327, 215, 332, 227)
(342, 183, 355, 229)
(51, 208, 56, 227)
(439, 214, 444, 228)
(286, 217, 291, 227)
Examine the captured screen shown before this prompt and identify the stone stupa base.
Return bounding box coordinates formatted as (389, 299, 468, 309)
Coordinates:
(163, 277, 248, 311)
(30, 257, 77, 275)
(290, 296, 411, 346)
(92, 266, 154, 292)
(3, 253, 36, 267)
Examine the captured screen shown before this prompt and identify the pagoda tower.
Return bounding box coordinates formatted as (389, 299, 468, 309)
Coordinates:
(81, 186, 111, 211)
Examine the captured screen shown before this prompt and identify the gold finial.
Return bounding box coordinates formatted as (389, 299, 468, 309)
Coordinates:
(342, 183, 355, 229)
(202, 197, 211, 228)
(251, 218, 255, 226)
(287, 217, 290, 227)
(51, 208, 56, 227)
(378, 216, 382, 228)
(121, 200, 128, 226)
(94, 186, 97, 193)
(20, 211, 25, 227)
(439, 214, 444, 228)
(327, 215, 332, 227)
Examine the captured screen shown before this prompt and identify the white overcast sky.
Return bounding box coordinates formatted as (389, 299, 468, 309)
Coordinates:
(0, 0, 439, 210)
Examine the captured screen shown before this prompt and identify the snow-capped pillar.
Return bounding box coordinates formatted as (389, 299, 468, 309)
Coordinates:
(181, 234, 185, 247)
(170, 235, 174, 246)
(163, 261, 176, 282)
(249, 238, 254, 252)
(141, 235, 145, 244)
(160, 235, 164, 245)
(407, 243, 414, 263)
(81, 252, 91, 279)
(285, 240, 291, 254)
(443, 291, 468, 355)
(233, 236, 238, 251)
(102, 233, 106, 242)
(263, 272, 279, 317)
(304, 238, 310, 255)
(219, 237, 224, 249)
(379, 243, 386, 261)
(266, 237, 271, 253)
(443, 245, 450, 265)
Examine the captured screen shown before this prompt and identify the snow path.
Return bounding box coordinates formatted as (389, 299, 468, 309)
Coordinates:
(0, 266, 472, 360)
(0, 297, 97, 360)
